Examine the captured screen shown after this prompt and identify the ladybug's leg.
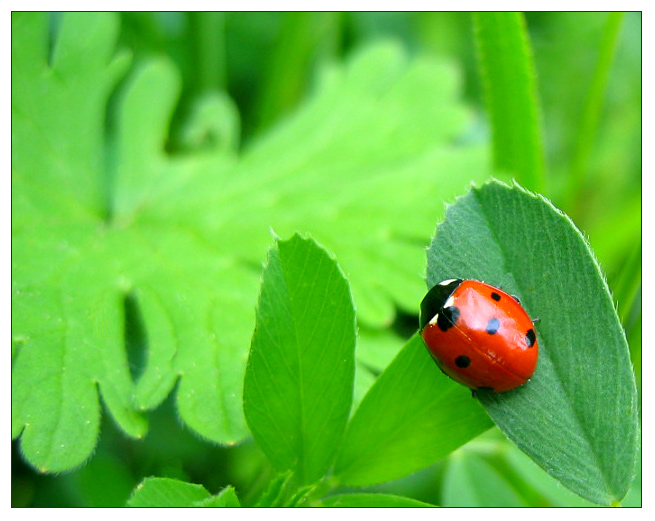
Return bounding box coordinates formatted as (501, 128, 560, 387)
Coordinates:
(531, 317, 541, 324)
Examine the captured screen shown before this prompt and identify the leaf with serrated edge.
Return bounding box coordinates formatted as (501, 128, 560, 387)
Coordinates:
(244, 234, 356, 484)
(126, 478, 211, 507)
(426, 180, 638, 505)
(12, 12, 492, 472)
(195, 486, 241, 507)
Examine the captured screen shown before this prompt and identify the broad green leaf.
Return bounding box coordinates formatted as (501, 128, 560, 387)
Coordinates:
(442, 451, 527, 507)
(13, 12, 490, 472)
(321, 493, 434, 507)
(171, 42, 492, 329)
(243, 234, 356, 484)
(425, 180, 638, 505)
(333, 335, 493, 486)
(127, 477, 212, 507)
(12, 13, 150, 472)
(473, 12, 544, 192)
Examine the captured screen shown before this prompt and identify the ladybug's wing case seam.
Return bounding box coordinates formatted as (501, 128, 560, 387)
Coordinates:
(448, 319, 531, 380)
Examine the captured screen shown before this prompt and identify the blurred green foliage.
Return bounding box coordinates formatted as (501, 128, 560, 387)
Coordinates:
(12, 11, 640, 507)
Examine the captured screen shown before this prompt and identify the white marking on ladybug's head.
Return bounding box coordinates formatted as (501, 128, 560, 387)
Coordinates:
(444, 296, 455, 308)
(429, 313, 439, 325)
(439, 279, 457, 286)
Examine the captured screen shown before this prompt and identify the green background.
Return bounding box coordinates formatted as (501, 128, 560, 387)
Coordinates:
(11, 12, 640, 507)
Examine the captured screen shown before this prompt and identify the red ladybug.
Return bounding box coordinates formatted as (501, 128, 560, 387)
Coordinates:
(419, 279, 539, 393)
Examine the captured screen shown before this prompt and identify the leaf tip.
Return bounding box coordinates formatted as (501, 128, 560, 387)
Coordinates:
(268, 227, 280, 241)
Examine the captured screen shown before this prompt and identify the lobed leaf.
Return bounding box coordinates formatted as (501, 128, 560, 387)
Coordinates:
(243, 234, 356, 484)
(425, 180, 638, 505)
(12, 12, 491, 472)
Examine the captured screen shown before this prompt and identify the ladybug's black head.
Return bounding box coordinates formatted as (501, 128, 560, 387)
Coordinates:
(419, 279, 462, 330)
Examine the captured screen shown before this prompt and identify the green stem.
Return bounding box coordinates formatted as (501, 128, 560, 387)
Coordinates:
(190, 12, 226, 92)
(473, 12, 545, 193)
(255, 12, 341, 133)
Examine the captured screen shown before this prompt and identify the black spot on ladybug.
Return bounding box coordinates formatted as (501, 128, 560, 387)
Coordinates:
(437, 306, 460, 331)
(526, 329, 536, 348)
(455, 355, 471, 368)
(485, 317, 500, 335)
(491, 292, 501, 301)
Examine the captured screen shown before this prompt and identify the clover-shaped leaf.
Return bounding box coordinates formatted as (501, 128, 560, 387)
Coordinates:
(244, 234, 356, 485)
(425, 180, 638, 505)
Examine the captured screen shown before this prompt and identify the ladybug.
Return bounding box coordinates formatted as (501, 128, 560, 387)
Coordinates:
(419, 279, 539, 393)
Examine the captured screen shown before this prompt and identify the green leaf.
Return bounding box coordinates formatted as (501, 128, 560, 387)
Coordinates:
(442, 451, 527, 507)
(473, 12, 544, 192)
(321, 493, 434, 507)
(127, 477, 212, 507)
(333, 335, 493, 486)
(127, 477, 240, 507)
(196, 486, 241, 507)
(425, 180, 638, 505)
(13, 12, 490, 472)
(243, 234, 356, 484)
(12, 13, 257, 471)
(253, 471, 293, 507)
(284, 482, 318, 507)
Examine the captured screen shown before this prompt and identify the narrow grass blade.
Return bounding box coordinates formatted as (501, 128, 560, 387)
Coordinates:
(473, 12, 544, 192)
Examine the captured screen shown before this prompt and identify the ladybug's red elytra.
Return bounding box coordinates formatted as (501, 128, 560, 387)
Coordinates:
(419, 279, 539, 393)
